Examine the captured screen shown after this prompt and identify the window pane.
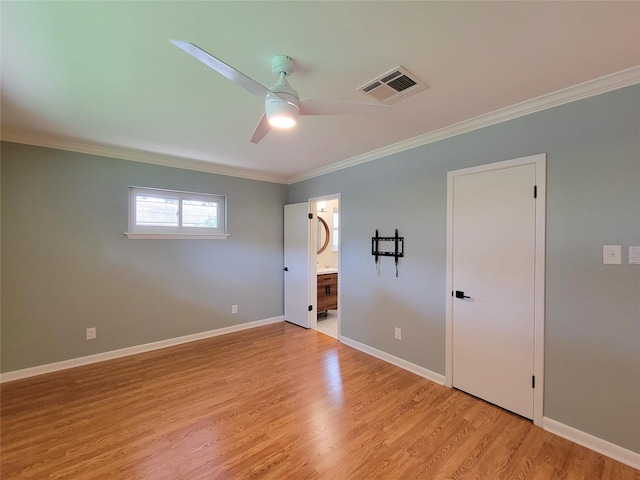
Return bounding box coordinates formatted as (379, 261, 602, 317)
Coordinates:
(182, 200, 218, 228)
(332, 209, 339, 251)
(135, 195, 179, 227)
(129, 187, 226, 236)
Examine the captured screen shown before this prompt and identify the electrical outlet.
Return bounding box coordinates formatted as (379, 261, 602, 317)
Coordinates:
(232, 304, 238, 314)
(603, 245, 621, 264)
(86, 327, 96, 340)
(394, 327, 402, 340)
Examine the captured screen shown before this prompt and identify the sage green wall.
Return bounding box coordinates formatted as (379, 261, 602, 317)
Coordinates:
(289, 85, 640, 453)
(1, 143, 288, 372)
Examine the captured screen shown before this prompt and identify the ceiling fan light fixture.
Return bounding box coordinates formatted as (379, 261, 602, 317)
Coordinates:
(269, 115, 297, 129)
(265, 73, 300, 129)
(265, 99, 298, 129)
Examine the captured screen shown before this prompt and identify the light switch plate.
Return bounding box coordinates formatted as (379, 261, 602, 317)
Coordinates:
(629, 246, 640, 265)
(603, 245, 621, 264)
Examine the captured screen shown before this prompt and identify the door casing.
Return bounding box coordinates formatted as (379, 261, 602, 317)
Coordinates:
(445, 154, 546, 426)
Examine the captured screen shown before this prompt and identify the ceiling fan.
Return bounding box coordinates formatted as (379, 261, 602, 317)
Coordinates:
(170, 39, 392, 143)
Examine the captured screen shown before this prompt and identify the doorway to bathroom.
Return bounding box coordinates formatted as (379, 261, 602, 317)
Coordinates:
(313, 195, 340, 339)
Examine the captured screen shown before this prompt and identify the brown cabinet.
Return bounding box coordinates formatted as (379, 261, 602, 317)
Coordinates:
(317, 273, 338, 312)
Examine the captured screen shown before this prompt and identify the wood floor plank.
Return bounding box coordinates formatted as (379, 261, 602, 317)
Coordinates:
(1, 322, 638, 479)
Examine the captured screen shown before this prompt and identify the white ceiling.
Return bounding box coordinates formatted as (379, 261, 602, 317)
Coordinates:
(2, 1, 639, 183)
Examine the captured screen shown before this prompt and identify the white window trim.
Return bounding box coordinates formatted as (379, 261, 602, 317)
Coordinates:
(125, 186, 229, 240)
(124, 233, 230, 240)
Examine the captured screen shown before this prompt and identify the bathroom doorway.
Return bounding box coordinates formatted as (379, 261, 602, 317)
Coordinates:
(312, 195, 340, 339)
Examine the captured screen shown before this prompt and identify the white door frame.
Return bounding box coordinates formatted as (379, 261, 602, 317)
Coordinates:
(445, 154, 546, 426)
(310, 194, 341, 336)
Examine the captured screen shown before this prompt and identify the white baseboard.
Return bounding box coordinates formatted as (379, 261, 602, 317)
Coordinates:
(0, 316, 284, 383)
(338, 334, 446, 385)
(543, 417, 640, 470)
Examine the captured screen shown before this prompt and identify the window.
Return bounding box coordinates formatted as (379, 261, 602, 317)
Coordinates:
(126, 187, 228, 239)
(332, 207, 339, 251)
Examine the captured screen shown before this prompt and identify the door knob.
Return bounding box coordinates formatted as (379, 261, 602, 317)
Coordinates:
(283, 267, 289, 271)
(455, 290, 470, 299)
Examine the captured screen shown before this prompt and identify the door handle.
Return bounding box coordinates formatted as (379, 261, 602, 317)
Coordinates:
(455, 290, 470, 299)
(283, 267, 289, 271)
(325, 285, 330, 295)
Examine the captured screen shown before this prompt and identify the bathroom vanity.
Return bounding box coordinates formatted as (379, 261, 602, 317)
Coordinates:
(317, 270, 338, 312)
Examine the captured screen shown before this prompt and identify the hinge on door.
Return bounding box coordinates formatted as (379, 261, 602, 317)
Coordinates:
(308, 213, 313, 219)
(534, 185, 537, 198)
(308, 305, 313, 311)
(532, 375, 536, 388)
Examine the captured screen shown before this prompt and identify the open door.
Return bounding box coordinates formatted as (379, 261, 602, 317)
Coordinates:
(284, 203, 314, 328)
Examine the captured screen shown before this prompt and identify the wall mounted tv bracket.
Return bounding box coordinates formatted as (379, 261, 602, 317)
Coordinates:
(372, 229, 404, 277)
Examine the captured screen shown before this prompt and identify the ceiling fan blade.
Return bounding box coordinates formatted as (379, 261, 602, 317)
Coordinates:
(170, 39, 271, 98)
(249, 113, 271, 144)
(299, 98, 393, 116)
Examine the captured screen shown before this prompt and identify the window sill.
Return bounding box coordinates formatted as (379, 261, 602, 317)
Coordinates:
(124, 233, 230, 240)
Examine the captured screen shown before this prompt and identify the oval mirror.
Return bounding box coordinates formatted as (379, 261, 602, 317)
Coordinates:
(317, 217, 330, 254)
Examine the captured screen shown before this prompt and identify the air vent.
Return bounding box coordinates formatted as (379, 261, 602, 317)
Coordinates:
(357, 66, 427, 104)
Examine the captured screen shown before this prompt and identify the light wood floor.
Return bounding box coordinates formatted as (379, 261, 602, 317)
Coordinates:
(1, 322, 638, 479)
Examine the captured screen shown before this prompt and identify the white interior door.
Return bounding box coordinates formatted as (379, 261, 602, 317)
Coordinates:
(451, 163, 537, 419)
(284, 203, 313, 328)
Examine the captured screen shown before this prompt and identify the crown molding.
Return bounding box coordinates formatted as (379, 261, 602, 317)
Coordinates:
(3, 67, 637, 186)
(286, 66, 640, 184)
(0, 133, 289, 184)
